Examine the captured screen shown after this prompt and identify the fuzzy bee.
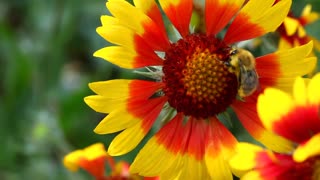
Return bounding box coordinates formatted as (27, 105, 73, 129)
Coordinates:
(227, 48, 259, 97)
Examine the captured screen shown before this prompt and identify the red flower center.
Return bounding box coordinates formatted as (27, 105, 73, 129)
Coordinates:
(162, 34, 238, 118)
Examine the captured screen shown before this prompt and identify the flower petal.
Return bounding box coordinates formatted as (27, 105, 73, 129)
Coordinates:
(133, 0, 166, 33)
(177, 118, 211, 180)
(94, 45, 163, 69)
(64, 150, 84, 172)
(88, 80, 163, 99)
(307, 73, 320, 105)
(96, 16, 168, 68)
(241, 171, 263, 180)
(294, 133, 320, 162)
(300, 4, 319, 25)
(84, 95, 126, 114)
(224, 0, 291, 44)
(205, 117, 237, 180)
(86, 80, 162, 114)
(229, 143, 263, 177)
(231, 144, 300, 180)
(97, 23, 167, 59)
(256, 53, 282, 90)
(232, 97, 295, 153)
(283, 17, 299, 36)
(274, 105, 320, 143)
(293, 77, 308, 106)
(257, 88, 294, 130)
(108, 121, 147, 156)
(254, 152, 307, 179)
(63, 143, 108, 178)
(205, 0, 245, 36)
(93, 108, 140, 134)
(256, 41, 316, 92)
(106, 0, 169, 51)
(177, 155, 211, 180)
(93, 97, 166, 134)
(130, 114, 184, 177)
(130, 114, 212, 179)
(94, 46, 135, 69)
(278, 37, 294, 49)
(159, 0, 193, 37)
(107, 97, 167, 156)
(87, 80, 165, 154)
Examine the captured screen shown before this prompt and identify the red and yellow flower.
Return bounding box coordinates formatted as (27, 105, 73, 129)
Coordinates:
(85, 0, 316, 179)
(277, 3, 320, 51)
(230, 74, 320, 180)
(63, 143, 143, 180)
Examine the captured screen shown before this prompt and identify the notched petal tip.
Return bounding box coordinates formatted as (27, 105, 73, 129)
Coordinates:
(108, 124, 145, 156)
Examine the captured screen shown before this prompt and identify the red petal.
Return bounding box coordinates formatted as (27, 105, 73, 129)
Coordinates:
(255, 151, 313, 179)
(205, 0, 244, 36)
(205, 117, 237, 156)
(155, 114, 209, 159)
(231, 94, 265, 137)
(256, 54, 282, 89)
(160, 0, 193, 37)
(134, 34, 165, 67)
(140, 20, 170, 51)
(127, 96, 168, 133)
(231, 95, 294, 153)
(78, 157, 106, 179)
(129, 80, 164, 100)
(223, 12, 265, 44)
(272, 105, 320, 144)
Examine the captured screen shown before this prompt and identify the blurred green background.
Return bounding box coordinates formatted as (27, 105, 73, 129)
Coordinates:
(0, 0, 319, 179)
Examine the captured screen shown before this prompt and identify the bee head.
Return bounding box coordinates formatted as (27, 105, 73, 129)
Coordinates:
(229, 48, 238, 56)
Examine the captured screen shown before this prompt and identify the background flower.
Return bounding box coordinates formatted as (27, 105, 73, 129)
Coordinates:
(63, 143, 156, 180)
(63, 143, 109, 179)
(277, 4, 320, 51)
(230, 74, 320, 179)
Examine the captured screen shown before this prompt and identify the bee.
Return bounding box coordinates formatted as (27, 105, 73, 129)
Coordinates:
(227, 48, 259, 97)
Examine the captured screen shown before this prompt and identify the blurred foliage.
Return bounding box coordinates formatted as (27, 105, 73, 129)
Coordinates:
(0, 0, 319, 179)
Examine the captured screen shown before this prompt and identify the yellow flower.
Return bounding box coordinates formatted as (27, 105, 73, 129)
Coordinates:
(86, 0, 316, 179)
(230, 74, 320, 179)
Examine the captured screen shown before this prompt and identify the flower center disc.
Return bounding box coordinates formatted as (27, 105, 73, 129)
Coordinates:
(162, 34, 238, 118)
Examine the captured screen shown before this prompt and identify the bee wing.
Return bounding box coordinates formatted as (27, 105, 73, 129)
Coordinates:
(239, 66, 259, 96)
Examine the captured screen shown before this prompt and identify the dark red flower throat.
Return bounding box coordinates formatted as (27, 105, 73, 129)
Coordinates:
(162, 34, 238, 118)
